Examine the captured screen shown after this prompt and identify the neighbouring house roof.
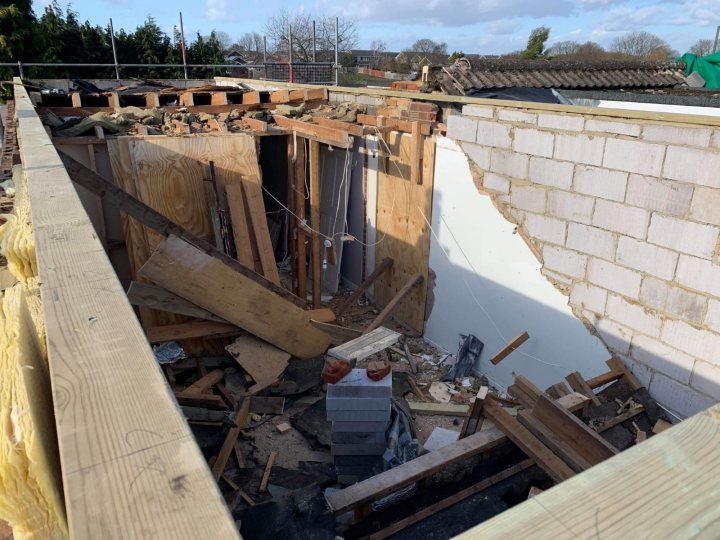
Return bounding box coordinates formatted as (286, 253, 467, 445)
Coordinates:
(434, 58, 687, 94)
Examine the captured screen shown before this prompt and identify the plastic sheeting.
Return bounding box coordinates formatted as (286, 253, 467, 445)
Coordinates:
(678, 52, 720, 88)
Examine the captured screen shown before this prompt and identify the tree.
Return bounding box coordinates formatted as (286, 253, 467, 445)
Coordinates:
(215, 31, 232, 51)
(188, 31, 226, 77)
(548, 40, 607, 61)
(370, 39, 386, 67)
(408, 38, 447, 55)
(690, 38, 715, 57)
(521, 26, 550, 59)
(264, 10, 358, 62)
(0, 0, 36, 62)
(449, 50, 465, 63)
(236, 32, 264, 53)
(611, 31, 675, 60)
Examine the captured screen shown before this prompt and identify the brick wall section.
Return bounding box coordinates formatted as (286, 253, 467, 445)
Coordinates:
(448, 104, 720, 418)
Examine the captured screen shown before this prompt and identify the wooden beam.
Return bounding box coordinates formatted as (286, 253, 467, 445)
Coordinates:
(57, 151, 302, 306)
(294, 137, 307, 303)
(225, 183, 255, 268)
(174, 392, 227, 409)
(490, 331, 530, 365)
(565, 372, 602, 406)
(145, 320, 241, 343)
(594, 405, 645, 433)
(369, 459, 535, 540)
(327, 427, 507, 514)
(211, 398, 250, 480)
(606, 357, 642, 390)
(13, 78, 239, 539)
(356, 113, 433, 135)
(127, 281, 227, 322)
(517, 410, 593, 473)
(407, 402, 469, 417)
(309, 321, 363, 345)
(531, 395, 618, 465)
(138, 235, 331, 358)
(180, 369, 225, 394)
(410, 121, 424, 185)
(336, 257, 393, 317)
(242, 117, 268, 132)
(364, 273, 424, 334)
(483, 400, 575, 484)
(460, 386, 489, 438)
(328, 326, 402, 363)
(312, 116, 366, 137)
(557, 392, 591, 414)
(259, 451, 278, 492)
(272, 114, 354, 148)
(309, 139, 322, 309)
(586, 370, 624, 390)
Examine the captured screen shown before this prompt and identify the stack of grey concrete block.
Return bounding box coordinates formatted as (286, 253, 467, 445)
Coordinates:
(326, 368, 392, 484)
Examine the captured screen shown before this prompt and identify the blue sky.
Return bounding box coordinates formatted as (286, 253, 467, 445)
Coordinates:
(32, 0, 719, 55)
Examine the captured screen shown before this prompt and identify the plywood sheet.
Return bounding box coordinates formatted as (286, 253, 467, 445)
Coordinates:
(139, 234, 331, 358)
(226, 334, 290, 382)
(374, 132, 435, 332)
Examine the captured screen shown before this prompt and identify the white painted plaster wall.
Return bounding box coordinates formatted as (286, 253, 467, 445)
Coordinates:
(424, 137, 611, 391)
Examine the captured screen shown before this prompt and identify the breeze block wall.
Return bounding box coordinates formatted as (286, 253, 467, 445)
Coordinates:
(448, 103, 720, 419)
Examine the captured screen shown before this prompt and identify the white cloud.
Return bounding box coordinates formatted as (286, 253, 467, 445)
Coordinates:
(207, 0, 229, 22)
(595, 5, 668, 32)
(318, 0, 575, 27)
(486, 19, 522, 36)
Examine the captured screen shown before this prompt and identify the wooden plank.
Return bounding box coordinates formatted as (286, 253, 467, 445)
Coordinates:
(490, 331, 530, 365)
(565, 372, 602, 406)
(211, 398, 250, 480)
(138, 234, 331, 358)
(225, 334, 290, 383)
(259, 451, 278, 492)
(309, 139, 322, 308)
(328, 326, 402, 362)
(532, 395, 618, 465)
(225, 183, 255, 268)
(407, 402, 469, 417)
(146, 320, 241, 343)
(293, 136, 307, 302)
(270, 89, 291, 103)
(369, 459, 535, 540)
(174, 393, 227, 409)
(14, 78, 239, 539)
(460, 386, 488, 438)
(483, 400, 575, 484)
(59, 150, 300, 306)
(336, 257, 393, 317)
(306, 308, 336, 322)
(242, 117, 268, 132)
(180, 92, 195, 106)
(556, 392, 590, 414)
(310, 321, 363, 345)
(507, 384, 537, 410)
(374, 132, 434, 332)
(145, 92, 160, 107)
(410, 121, 423, 184)
(312, 116, 365, 137)
(180, 369, 225, 394)
(71, 91, 82, 107)
(327, 427, 507, 514)
(548, 382, 571, 397)
(272, 115, 353, 148)
(127, 281, 227, 322)
(606, 357, 642, 390)
(514, 375, 543, 403)
(517, 410, 593, 473)
(364, 273, 424, 334)
(242, 91, 261, 104)
(586, 369, 624, 389)
(356, 113, 433, 136)
(241, 179, 281, 285)
(594, 405, 645, 432)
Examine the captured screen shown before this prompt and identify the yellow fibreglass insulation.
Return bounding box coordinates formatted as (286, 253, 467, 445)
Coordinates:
(0, 165, 68, 539)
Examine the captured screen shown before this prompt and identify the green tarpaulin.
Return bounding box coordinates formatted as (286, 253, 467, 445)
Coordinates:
(677, 52, 720, 88)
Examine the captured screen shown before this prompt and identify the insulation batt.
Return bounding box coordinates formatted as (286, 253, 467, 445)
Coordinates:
(0, 165, 68, 539)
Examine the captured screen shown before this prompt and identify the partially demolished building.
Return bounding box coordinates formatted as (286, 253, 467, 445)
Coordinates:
(2, 66, 720, 539)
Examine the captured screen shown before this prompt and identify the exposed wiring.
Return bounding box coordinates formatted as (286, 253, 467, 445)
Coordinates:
(417, 207, 562, 368)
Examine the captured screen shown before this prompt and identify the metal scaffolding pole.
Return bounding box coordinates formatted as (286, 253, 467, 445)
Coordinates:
(288, 23, 293, 82)
(109, 19, 120, 80)
(714, 25, 720, 54)
(334, 17, 339, 86)
(263, 36, 267, 64)
(312, 20, 316, 63)
(179, 12, 188, 80)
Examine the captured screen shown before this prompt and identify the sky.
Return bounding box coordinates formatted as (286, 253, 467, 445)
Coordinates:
(31, 0, 720, 55)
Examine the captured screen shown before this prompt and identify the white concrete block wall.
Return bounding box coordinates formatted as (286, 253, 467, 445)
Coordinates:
(449, 102, 720, 419)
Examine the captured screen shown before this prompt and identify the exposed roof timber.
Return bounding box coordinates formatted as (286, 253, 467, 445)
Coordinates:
(214, 77, 720, 127)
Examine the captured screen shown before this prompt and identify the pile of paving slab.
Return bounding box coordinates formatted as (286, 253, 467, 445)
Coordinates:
(326, 368, 392, 484)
